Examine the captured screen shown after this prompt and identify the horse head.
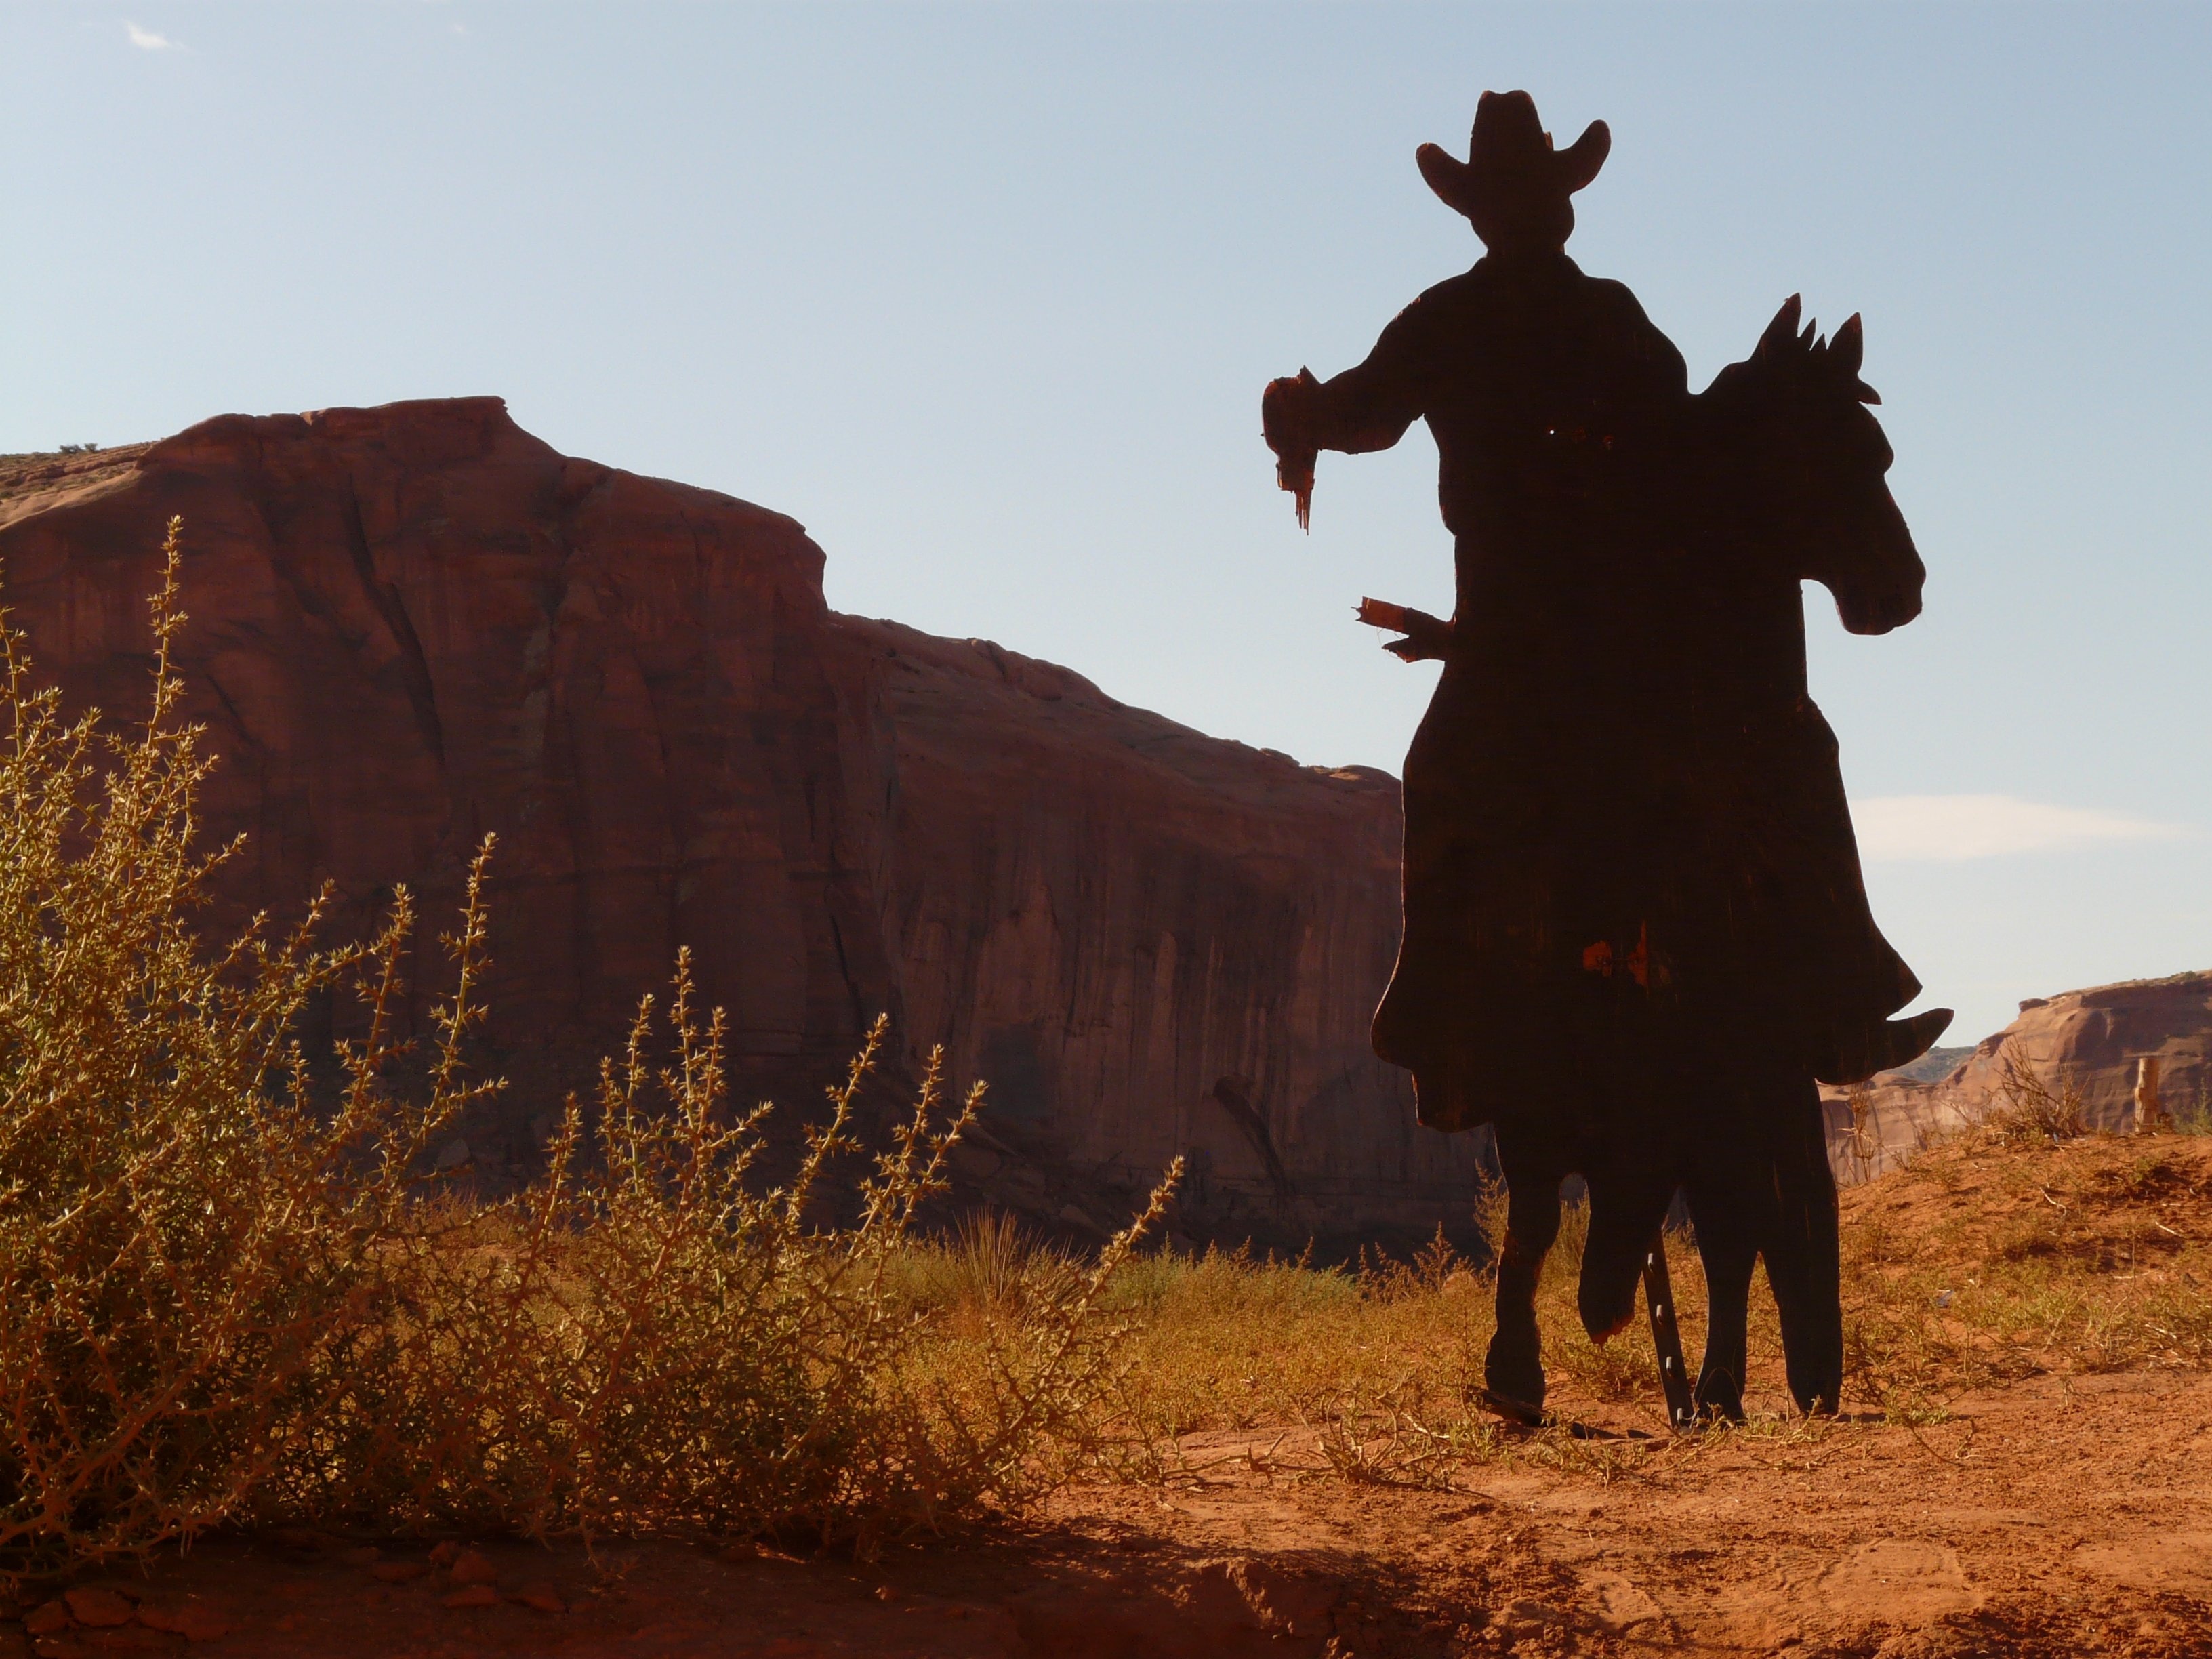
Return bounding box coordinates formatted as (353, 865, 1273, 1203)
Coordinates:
(1708, 296, 1925, 636)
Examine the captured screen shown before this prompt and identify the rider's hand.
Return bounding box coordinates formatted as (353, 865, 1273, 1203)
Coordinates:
(1261, 367, 1323, 457)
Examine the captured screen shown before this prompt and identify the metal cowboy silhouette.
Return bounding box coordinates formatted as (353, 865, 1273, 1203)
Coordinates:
(1264, 91, 1950, 1422)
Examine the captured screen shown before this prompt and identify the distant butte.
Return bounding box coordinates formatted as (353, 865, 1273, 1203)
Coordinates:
(1824, 972, 2211, 1177)
(0, 399, 1481, 1250)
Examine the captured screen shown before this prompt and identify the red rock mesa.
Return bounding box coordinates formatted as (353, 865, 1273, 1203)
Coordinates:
(0, 401, 1481, 1247)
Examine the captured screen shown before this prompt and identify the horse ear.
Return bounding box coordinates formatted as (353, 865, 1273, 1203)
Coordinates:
(1832, 314, 1865, 377)
(1830, 314, 1880, 399)
(1757, 295, 1803, 359)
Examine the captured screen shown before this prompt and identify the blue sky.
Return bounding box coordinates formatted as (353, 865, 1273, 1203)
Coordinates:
(4, 3, 2207, 1046)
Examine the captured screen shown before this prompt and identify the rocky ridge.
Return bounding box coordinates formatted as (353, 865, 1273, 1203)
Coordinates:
(1822, 972, 2211, 1181)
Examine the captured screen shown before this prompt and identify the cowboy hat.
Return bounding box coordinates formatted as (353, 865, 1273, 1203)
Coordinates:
(1416, 90, 1609, 246)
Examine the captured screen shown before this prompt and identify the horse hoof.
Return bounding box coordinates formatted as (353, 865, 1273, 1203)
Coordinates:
(1475, 1386, 1551, 1428)
(1788, 1381, 1842, 1417)
(1694, 1391, 1746, 1425)
(1485, 1343, 1547, 1412)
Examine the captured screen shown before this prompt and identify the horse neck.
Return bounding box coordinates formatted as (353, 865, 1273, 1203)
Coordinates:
(1674, 397, 1815, 712)
(1698, 373, 1913, 611)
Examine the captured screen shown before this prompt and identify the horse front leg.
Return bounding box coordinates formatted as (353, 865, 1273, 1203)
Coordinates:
(1761, 1074, 1845, 1416)
(1681, 1074, 1770, 1424)
(1485, 1126, 1565, 1412)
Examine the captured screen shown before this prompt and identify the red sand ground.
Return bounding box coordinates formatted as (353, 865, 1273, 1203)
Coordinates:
(9, 1136, 2210, 1659)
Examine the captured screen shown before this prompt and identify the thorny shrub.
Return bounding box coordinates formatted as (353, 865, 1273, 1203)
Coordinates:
(0, 522, 428, 1576)
(310, 1000, 1174, 1551)
(1994, 1048, 2088, 1143)
(0, 522, 1173, 1580)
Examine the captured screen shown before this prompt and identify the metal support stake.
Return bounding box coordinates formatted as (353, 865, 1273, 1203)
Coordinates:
(1643, 1232, 1697, 1431)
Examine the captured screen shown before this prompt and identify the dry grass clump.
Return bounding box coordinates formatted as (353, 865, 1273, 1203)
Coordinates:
(891, 1208, 1086, 1327)
(1836, 1120, 2212, 1422)
(1992, 1048, 2089, 1143)
(0, 525, 1167, 1579)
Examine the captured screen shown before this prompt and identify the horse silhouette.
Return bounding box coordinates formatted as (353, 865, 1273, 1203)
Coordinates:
(1265, 92, 1947, 1422)
(1464, 300, 1948, 1422)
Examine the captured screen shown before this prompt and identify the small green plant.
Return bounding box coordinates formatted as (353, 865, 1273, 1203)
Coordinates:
(2171, 1078, 2212, 1137)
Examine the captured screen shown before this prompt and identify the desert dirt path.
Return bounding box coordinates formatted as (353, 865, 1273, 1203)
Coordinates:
(13, 1368, 2207, 1659)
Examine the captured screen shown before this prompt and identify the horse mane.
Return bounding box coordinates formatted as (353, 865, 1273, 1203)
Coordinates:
(1706, 293, 1883, 409)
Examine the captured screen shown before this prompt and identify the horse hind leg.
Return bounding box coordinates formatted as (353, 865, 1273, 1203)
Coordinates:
(1485, 1128, 1566, 1412)
(1683, 1170, 1761, 1422)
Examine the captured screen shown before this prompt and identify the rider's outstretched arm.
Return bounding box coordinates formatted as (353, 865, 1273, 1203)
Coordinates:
(1263, 303, 1431, 525)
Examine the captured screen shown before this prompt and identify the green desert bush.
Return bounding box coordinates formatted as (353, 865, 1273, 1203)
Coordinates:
(0, 523, 1169, 1578)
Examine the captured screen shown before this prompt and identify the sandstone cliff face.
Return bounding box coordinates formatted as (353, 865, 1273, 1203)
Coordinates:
(0, 402, 1479, 1247)
(1820, 972, 2211, 1181)
(834, 617, 1474, 1244)
(0, 403, 890, 1073)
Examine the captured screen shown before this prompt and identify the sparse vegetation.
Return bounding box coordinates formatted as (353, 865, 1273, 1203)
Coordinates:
(0, 525, 1168, 1581)
(3, 525, 2205, 1594)
(1076, 1189, 1714, 1487)
(1834, 1120, 2212, 1422)
(1039, 1115, 2211, 1483)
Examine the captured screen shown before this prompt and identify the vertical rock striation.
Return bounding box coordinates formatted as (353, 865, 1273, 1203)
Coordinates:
(831, 618, 1479, 1246)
